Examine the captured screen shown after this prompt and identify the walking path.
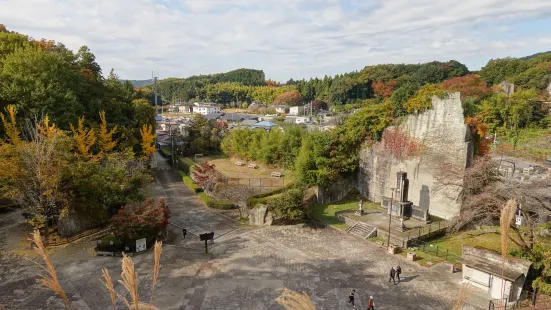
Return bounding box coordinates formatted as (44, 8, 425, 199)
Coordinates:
(0, 152, 489, 309)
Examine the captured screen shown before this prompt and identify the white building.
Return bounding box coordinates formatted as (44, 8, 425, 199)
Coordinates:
(193, 104, 221, 115)
(460, 246, 531, 303)
(295, 117, 311, 124)
(289, 106, 304, 116)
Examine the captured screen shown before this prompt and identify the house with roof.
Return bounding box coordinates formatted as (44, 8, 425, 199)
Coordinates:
(250, 120, 279, 131)
(193, 103, 221, 115)
(274, 105, 289, 114)
(460, 246, 531, 303)
(289, 106, 304, 116)
(220, 113, 258, 123)
(240, 119, 258, 126)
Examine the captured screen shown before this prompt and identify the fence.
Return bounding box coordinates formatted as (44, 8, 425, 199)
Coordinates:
(402, 221, 449, 242)
(408, 237, 460, 262)
(216, 175, 285, 188)
(489, 290, 551, 310)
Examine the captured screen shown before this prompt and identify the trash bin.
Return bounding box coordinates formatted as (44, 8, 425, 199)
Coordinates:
(407, 252, 416, 261)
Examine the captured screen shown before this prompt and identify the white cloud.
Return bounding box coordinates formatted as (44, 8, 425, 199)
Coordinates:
(1, 0, 551, 81)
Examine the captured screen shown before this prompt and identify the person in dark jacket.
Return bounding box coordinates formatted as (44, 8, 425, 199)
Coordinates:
(389, 267, 396, 284)
(396, 265, 402, 282)
(347, 289, 355, 307)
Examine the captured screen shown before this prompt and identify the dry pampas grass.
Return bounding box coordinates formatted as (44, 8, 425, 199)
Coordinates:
(275, 288, 316, 310)
(31, 229, 164, 310)
(29, 230, 72, 309)
(499, 199, 517, 310)
(149, 241, 162, 306)
(453, 282, 471, 310)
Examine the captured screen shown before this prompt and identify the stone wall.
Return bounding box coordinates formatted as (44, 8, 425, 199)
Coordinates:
(357, 92, 473, 219)
(314, 177, 355, 204)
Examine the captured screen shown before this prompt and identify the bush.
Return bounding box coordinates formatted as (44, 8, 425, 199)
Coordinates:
(178, 157, 196, 174)
(178, 170, 203, 193)
(246, 182, 295, 208)
(198, 193, 234, 210)
(111, 199, 170, 241)
(271, 188, 305, 221)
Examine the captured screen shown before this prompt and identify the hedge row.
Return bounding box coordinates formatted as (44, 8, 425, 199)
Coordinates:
(178, 170, 234, 210)
(178, 157, 197, 175)
(178, 170, 203, 193)
(198, 193, 235, 210)
(246, 182, 296, 208)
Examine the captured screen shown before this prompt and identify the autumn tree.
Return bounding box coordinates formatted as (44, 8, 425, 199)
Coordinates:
(192, 162, 217, 193)
(403, 84, 445, 113)
(465, 117, 491, 156)
(372, 80, 398, 99)
(97, 110, 117, 155)
(111, 199, 170, 241)
(441, 74, 491, 100)
(70, 116, 96, 159)
(273, 90, 303, 106)
(139, 124, 156, 157)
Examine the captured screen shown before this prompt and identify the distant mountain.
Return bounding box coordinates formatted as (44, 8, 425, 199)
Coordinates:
(123, 79, 155, 88)
(519, 51, 551, 61)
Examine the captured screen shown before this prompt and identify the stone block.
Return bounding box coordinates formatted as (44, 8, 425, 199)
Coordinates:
(407, 252, 416, 261)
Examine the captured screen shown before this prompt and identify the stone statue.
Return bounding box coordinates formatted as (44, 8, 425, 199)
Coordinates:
(356, 199, 364, 215)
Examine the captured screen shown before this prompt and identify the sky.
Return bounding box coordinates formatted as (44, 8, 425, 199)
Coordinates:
(2, 0, 551, 82)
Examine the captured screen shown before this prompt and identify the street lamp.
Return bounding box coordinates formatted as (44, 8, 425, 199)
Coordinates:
(387, 187, 396, 250)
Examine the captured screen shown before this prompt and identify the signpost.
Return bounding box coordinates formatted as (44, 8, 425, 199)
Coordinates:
(199, 232, 214, 254)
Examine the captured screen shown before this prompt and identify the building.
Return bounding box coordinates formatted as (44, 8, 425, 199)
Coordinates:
(295, 117, 311, 124)
(460, 246, 531, 303)
(193, 103, 221, 115)
(289, 106, 304, 116)
(177, 104, 193, 114)
(240, 119, 258, 126)
(250, 120, 279, 131)
(220, 113, 258, 123)
(275, 105, 289, 114)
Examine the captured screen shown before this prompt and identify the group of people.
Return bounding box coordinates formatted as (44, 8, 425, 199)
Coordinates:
(346, 265, 402, 309)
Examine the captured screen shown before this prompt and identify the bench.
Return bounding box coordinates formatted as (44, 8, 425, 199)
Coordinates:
(235, 161, 244, 166)
(248, 163, 257, 169)
(271, 172, 282, 178)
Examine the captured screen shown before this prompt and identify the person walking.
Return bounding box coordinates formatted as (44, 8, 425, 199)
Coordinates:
(347, 289, 356, 307)
(367, 296, 375, 310)
(389, 267, 396, 284)
(396, 265, 402, 283)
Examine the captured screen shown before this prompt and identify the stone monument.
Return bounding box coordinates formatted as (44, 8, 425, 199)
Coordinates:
(356, 198, 364, 216)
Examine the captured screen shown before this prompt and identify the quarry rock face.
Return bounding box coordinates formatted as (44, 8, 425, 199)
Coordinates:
(357, 92, 473, 219)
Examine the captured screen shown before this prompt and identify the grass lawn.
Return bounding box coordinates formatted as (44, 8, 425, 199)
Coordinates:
(310, 192, 376, 230)
(405, 226, 519, 264)
(207, 156, 296, 182)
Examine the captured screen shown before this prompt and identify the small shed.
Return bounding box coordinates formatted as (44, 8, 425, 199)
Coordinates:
(459, 246, 531, 303)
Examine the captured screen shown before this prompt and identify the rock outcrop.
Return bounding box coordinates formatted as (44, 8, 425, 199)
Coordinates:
(357, 92, 473, 219)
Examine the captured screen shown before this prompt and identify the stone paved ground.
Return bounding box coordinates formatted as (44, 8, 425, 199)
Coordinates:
(0, 154, 489, 309)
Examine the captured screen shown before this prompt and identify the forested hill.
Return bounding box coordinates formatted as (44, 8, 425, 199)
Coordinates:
(520, 51, 551, 61)
(126, 79, 154, 88)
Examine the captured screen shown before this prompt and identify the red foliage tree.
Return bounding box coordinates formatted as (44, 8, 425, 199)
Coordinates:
(273, 91, 303, 106)
(111, 199, 171, 240)
(465, 117, 491, 156)
(265, 79, 280, 87)
(381, 127, 422, 160)
(441, 74, 491, 99)
(373, 80, 397, 98)
(192, 162, 217, 192)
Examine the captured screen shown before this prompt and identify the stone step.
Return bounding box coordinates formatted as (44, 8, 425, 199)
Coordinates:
(348, 222, 375, 239)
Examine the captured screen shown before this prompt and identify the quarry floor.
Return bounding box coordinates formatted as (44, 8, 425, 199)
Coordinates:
(0, 153, 490, 310)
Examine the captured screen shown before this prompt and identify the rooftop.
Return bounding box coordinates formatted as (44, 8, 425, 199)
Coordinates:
(251, 120, 278, 128)
(459, 246, 531, 282)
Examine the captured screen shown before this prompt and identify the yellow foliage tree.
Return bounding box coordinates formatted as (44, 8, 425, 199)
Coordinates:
(139, 124, 156, 157)
(404, 84, 445, 113)
(97, 111, 117, 156)
(0, 105, 21, 145)
(70, 116, 96, 159)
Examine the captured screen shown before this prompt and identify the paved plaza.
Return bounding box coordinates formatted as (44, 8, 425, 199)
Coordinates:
(0, 154, 488, 309)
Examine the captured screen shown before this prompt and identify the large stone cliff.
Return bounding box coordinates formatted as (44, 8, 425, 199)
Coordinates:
(357, 92, 473, 219)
